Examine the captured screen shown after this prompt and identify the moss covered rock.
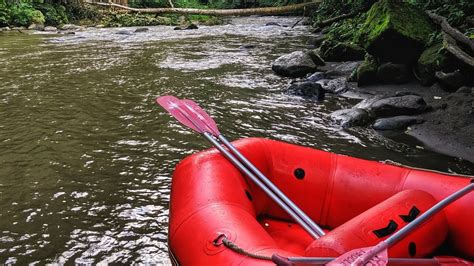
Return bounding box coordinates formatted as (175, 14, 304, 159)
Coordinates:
(357, 54, 378, 86)
(416, 42, 461, 86)
(319, 40, 365, 61)
(355, 0, 434, 64)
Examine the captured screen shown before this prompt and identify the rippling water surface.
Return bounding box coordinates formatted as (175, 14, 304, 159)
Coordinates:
(0, 16, 473, 264)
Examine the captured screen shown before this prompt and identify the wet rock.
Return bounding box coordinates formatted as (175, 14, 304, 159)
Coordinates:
(240, 44, 256, 49)
(377, 62, 411, 84)
(373, 115, 424, 130)
(435, 70, 466, 91)
(308, 50, 325, 66)
(319, 40, 365, 62)
(354, 95, 385, 111)
(174, 23, 198, 30)
(95, 24, 105, 28)
(355, 0, 434, 64)
(357, 54, 378, 86)
(265, 22, 281, 27)
(317, 77, 349, 94)
(44, 26, 58, 32)
(1, 26, 11, 31)
(325, 61, 360, 78)
(116, 30, 133, 35)
(456, 87, 474, 94)
(61, 24, 84, 31)
(28, 23, 44, 31)
(285, 81, 325, 100)
(135, 27, 149, 33)
(306, 72, 326, 82)
(395, 91, 421, 97)
(272, 51, 318, 78)
(11, 26, 25, 31)
(307, 35, 326, 47)
(330, 108, 371, 128)
(370, 95, 428, 117)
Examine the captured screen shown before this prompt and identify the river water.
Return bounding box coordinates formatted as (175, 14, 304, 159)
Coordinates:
(0, 16, 473, 264)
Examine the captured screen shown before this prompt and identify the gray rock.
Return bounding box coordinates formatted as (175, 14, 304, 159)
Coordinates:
(306, 72, 326, 82)
(174, 23, 198, 30)
(44, 26, 58, 32)
(1, 26, 11, 31)
(134, 27, 149, 33)
(116, 30, 133, 35)
(317, 77, 349, 94)
(373, 115, 424, 130)
(11, 26, 25, 31)
(330, 108, 371, 128)
(61, 24, 83, 31)
(325, 61, 360, 78)
(285, 81, 324, 99)
(95, 24, 106, 28)
(370, 95, 428, 117)
(28, 23, 44, 31)
(377, 62, 411, 84)
(456, 86, 473, 94)
(265, 22, 281, 27)
(354, 96, 385, 111)
(435, 70, 466, 91)
(240, 44, 256, 49)
(308, 50, 325, 66)
(272, 51, 318, 77)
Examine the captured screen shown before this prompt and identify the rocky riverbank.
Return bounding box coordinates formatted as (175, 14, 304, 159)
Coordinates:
(272, 0, 474, 162)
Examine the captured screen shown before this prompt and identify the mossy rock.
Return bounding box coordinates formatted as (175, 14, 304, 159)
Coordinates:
(319, 40, 365, 62)
(357, 54, 378, 86)
(355, 0, 435, 64)
(416, 41, 463, 86)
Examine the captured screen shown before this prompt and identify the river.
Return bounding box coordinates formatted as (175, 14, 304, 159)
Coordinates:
(0, 16, 472, 264)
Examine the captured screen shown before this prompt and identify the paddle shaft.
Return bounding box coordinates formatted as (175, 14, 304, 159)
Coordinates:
(217, 135, 326, 238)
(359, 182, 474, 264)
(203, 132, 323, 239)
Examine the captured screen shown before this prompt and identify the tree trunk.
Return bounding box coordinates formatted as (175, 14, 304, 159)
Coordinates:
(86, 1, 321, 16)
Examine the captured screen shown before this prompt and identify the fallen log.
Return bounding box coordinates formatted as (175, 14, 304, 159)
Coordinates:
(443, 32, 474, 68)
(316, 12, 355, 28)
(427, 12, 474, 53)
(85, 1, 321, 16)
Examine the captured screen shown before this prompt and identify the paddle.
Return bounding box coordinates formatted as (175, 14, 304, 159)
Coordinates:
(327, 181, 474, 266)
(156, 95, 326, 239)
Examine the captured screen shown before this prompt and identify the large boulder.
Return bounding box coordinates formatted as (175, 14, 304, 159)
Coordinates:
(370, 95, 428, 117)
(416, 42, 459, 86)
(377, 62, 411, 84)
(372, 115, 424, 130)
(357, 54, 378, 86)
(355, 0, 435, 64)
(272, 51, 318, 77)
(285, 81, 325, 100)
(435, 70, 466, 91)
(330, 108, 371, 128)
(319, 40, 365, 62)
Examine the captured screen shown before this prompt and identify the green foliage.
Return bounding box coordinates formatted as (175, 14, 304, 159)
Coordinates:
(64, 3, 101, 23)
(33, 3, 68, 26)
(9, 3, 45, 26)
(101, 12, 172, 27)
(0, 5, 10, 26)
(312, 0, 376, 25)
(407, 0, 473, 27)
(325, 13, 367, 42)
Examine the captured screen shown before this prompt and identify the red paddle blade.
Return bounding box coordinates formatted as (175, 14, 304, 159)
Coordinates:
(327, 246, 388, 266)
(181, 99, 221, 136)
(156, 96, 202, 133)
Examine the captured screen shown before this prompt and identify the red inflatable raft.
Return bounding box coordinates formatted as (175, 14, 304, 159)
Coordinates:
(168, 138, 474, 265)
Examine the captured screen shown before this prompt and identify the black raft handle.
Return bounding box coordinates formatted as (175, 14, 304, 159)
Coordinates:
(373, 219, 398, 238)
(400, 206, 421, 223)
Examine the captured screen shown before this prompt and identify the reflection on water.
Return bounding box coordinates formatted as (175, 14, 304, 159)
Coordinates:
(0, 16, 472, 264)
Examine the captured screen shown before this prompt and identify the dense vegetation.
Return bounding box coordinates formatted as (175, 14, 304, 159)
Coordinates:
(313, 0, 473, 43)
